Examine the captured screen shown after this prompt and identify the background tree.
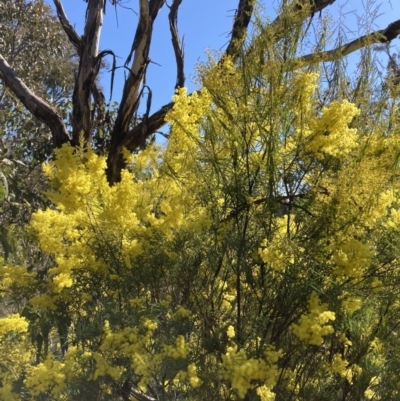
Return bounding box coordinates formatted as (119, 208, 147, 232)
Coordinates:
(1, 1, 400, 401)
(0, 0, 77, 266)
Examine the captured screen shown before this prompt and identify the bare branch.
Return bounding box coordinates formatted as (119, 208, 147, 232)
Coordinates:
(114, 0, 165, 133)
(311, 0, 336, 13)
(52, 0, 81, 50)
(297, 19, 400, 65)
(124, 99, 174, 149)
(260, 0, 337, 47)
(227, 0, 337, 61)
(106, 0, 166, 182)
(71, 0, 105, 145)
(105, 2, 397, 185)
(225, 0, 255, 59)
(116, 0, 151, 133)
(118, 380, 158, 401)
(54, 0, 109, 143)
(0, 54, 70, 148)
(106, 98, 173, 183)
(92, 80, 106, 128)
(272, 0, 336, 27)
(125, 0, 165, 67)
(168, 0, 185, 89)
(130, 388, 158, 401)
(107, 0, 341, 184)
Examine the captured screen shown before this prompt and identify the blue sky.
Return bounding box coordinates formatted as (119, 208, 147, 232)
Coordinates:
(48, 0, 240, 112)
(46, 0, 398, 114)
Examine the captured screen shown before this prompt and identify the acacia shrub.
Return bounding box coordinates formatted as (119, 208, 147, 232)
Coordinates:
(1, 5, 400, 401)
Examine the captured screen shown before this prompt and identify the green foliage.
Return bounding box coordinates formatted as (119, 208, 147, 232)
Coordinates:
(1, 1, 400, 401)
(0, 0, 77, 266)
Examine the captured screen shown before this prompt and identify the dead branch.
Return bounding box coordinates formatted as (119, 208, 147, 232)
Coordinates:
(168, 0, 185, 89)
(52, 0, 81, 51)
(0, 54, 70, 147)
(70, 0, 105, 146)
(106, 98, 174, 183)
(106, 0, 339, 184)
(106, 0, 165, 183)
(257, 0, 337, 49)
(296, 19, 400, 65)
(273, 0, 336, 28)
(53, 0, 108, 143)
(130, 388, 158, 401)
(112, 0, 164, 134)
(225, 0, 255, 59)
(113, 0, 152, 135)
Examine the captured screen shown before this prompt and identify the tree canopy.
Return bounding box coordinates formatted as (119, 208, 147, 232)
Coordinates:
(1, 1, 400, 400)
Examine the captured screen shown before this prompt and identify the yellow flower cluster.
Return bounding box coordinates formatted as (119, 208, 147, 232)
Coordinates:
(0, 263, 35, 290)
(305, 100, 360, 158)
(256, 385, 277, 401)
(142, 318, 158, 331)
(27, 139, 214, 306)
(175, 363, 203, 388)
(364, 376, 380, 399)
(0, 314, 28, 335)
(341, 296, 362, 314)
(292, 71, 319, 116)
(0, 326, 33, 400)
(345, 364, 363, 384)
(286, 72, 360, 162)
(220, 345, 282, 399)
(165, 87, 212, 174)
(92, 351, 125, 381)
(100, 322, 158, 386)
(0, 383, 19, 401)
(163, 335, 190, 359)
(258, 216, 295, 271)
(23, 346, 94, 397)
(25, 354, 66, 397)
(227, 325, 235, 339)
(330, 353, 348, 376)
(291, 292, 335, 345)
(332, 239, 373, 279)
(171, 305, 191, 319)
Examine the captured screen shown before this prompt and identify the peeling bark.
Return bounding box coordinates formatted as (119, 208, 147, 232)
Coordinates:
(106, 0, 165, 184)
(114, 0, 165, 134)
(113, 0, 152, 135)
(71, 0, 105, 146)
(53, 0, 107, 143)
(53, 0, 81, 51)
(0, 54, 70, 147)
